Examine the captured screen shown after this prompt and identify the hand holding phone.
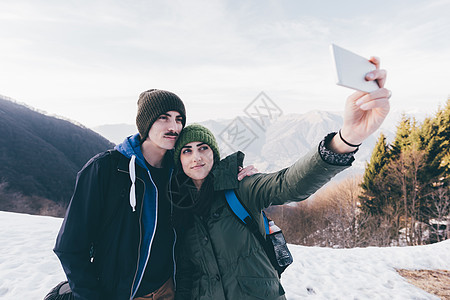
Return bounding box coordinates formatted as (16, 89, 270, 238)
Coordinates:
(330, 44, 379, 93)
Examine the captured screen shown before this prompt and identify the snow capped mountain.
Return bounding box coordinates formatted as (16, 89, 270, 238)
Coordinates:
(92, 110, 397, 176)
(260, 111, 344, 171)
(198, 110, 394, 176)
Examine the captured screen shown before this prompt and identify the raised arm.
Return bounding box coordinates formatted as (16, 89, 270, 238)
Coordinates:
(237, 143, 351, 212)
(239, 56, 391, 212)
(330, 57, 391, 153)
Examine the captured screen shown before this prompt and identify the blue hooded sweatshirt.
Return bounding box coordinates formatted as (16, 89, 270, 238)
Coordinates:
(115, 133, 175, 298)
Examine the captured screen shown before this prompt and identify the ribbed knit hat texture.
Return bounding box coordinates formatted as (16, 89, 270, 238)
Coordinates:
(174, 124, 220, 167)
(136, 89, 186, 140)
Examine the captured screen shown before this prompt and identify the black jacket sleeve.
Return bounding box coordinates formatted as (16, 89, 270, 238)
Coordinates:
(53, 152, 111, 300)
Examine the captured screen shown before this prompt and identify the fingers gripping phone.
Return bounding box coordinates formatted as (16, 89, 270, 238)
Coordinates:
(330, 44, 379, 93)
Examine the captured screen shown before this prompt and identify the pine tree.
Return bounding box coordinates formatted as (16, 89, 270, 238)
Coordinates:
(418, 99, 450, 224)
(386, 149, 426, 244)
(360, 100, 450, 245)
(360, 133, 390, 215)
(390, 114, 412, 159)
(421, 99, 450, 184)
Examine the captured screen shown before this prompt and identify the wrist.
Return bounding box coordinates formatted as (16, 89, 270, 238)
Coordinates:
(319, 133, 357, 165)
(339, 130, 362, 148)
(328, 132, 359, 154)
(339, 128, 363, 146)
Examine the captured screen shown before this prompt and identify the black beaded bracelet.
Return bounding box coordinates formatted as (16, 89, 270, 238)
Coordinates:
(339, 130, 362, 148)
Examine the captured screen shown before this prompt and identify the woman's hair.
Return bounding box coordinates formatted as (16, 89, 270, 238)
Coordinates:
(170, 165, 215, 213)
(170, 168, 216, 229)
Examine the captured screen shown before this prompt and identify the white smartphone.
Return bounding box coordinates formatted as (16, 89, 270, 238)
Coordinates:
(330, 44, 379, 93)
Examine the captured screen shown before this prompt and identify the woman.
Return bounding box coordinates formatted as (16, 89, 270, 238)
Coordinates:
(171, 59, 390, 299)
(170, 125, 355, 300)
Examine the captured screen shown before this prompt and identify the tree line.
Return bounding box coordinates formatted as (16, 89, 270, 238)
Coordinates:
(267, 99, 449, 247)
(359, 98, 449, 246)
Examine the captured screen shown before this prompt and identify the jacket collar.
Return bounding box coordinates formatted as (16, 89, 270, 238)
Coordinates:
(115, 133, 147, 169)
(117, 153, 133, 173)
(212, 151, 245, 191)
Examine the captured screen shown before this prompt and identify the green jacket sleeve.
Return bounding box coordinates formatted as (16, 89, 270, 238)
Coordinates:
(237, 145, 350, 212)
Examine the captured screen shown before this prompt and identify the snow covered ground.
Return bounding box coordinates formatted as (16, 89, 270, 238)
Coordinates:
(1, 211, 449, 299)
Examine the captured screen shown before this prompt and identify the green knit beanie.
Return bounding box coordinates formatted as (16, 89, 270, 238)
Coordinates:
(136, 89, 187, 141)
(174, 124, 220, 167)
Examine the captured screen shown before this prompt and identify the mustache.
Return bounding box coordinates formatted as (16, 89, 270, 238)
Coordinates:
(164, 132, 179, 137)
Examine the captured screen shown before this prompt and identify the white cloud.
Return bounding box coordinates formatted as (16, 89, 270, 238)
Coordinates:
(0, 0, 448, 127)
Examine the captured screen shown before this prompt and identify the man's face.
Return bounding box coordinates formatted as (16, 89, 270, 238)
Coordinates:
(146, 111, 184, 150)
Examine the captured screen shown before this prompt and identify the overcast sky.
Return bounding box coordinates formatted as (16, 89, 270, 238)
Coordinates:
(1, 0, 449, 128)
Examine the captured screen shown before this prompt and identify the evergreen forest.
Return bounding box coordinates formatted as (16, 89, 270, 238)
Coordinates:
(268, 99, 450, 247)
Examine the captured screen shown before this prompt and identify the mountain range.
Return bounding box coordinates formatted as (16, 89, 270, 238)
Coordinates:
(94, 110, 398, 177)
(0, 96, 115, 216)
(0, 93, 418, 217)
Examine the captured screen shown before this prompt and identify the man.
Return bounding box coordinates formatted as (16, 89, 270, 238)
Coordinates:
(54, 89, 187, 299)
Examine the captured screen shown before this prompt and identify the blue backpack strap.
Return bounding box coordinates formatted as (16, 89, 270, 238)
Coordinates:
(224, 189, 253, 225)
(224, 190, 291, 278)
(224, 189, 270, 235)
(262, 211, 270, 235)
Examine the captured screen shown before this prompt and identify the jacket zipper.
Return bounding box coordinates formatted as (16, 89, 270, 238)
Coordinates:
(198, 215, 225, 291)
(120, 161, 175, 299)
(130, 170, 159, 299)
(118, 168, 146, 300)
(168, 169, 178, 289)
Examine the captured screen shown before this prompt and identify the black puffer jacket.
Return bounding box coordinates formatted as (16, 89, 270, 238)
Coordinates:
(55, 131, 177, 300)
(54, 149, 145, 299)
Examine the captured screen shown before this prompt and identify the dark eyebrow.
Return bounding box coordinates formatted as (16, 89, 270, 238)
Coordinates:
(182, 143, 206, 149)
(162, 112, 183, 118)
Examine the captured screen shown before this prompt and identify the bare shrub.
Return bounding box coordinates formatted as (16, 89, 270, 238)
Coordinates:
(266, 175, 405, 248)
(0, 180, 67, 217)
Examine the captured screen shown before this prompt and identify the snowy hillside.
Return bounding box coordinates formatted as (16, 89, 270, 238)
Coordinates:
(1, 211, 449, 299)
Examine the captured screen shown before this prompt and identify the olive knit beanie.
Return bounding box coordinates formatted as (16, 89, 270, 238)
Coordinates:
(174, 124, 220, 167)
(136, 89, 186, 140)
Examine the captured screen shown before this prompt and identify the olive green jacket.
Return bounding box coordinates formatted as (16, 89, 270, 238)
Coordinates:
(175, 146, 350, 300)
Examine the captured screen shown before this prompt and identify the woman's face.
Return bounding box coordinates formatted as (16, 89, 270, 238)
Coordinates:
(180, 141, 214, 190)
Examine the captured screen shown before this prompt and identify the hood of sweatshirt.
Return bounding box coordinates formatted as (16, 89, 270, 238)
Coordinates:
(114, 133, 173, 213)
(114, 133, 148, 170)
